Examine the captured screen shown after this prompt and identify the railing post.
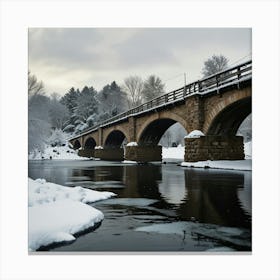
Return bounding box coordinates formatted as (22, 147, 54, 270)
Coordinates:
(216, 74, 220, 93)
(183, 86, 187, 97)
(165, 94, 168, 103)
(237, 66, 241, 80)
(173, 91, 176, 100)
(237, 66, 241, 89)
(216, 74, 220, 87)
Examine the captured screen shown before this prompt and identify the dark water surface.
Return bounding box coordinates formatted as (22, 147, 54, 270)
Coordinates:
(28, 160, 252, 252)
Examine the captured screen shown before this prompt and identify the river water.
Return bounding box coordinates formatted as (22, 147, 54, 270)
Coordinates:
(28, 160, 252, 252)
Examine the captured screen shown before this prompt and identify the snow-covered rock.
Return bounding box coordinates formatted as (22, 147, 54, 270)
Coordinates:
(185, 130, 205, 139)
(28, 178, 116, 251)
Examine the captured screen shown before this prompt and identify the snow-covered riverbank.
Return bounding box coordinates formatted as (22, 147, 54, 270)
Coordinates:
(28, 178, 116, 251)
(29, 141, 252, 171)
(181, 159, 252, 171)
(28, 144, 85, 160)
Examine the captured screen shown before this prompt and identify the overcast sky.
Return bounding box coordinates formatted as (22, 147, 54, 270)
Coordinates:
(29, 28, 251, 96)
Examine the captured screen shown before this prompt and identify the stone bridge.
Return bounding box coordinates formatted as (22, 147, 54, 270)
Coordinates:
(69, 60, 252, 162)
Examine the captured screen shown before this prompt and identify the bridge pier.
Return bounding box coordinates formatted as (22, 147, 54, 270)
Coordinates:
(184, 135, 244, 162)
(94, 148, 124, 161)
(78, 148, 95, 158)
(125, 145, 162, 162)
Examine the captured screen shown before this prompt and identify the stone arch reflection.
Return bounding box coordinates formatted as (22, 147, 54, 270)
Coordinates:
(179, 168, 251, 228)
(122, 165, 162, 199)
(158, 168, 188, 205)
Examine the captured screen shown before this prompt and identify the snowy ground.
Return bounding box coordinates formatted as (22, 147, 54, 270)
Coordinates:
(28, 144, 85, 160)
(181, 159, 252, 171)
(162, 145, 185, 162)
(163, 141, 252, 171)
(28, 178, 116, 251)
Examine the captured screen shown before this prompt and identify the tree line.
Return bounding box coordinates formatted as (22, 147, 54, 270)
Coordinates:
(28, 72, 166, 152)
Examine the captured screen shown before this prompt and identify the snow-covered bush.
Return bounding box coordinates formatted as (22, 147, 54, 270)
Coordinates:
(47, 129, 68, 147)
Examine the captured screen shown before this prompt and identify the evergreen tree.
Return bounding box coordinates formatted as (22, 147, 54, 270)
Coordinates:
(98, 81, 128, 120)
(60, 87, 79, 115)
(73, 86, 99, 133)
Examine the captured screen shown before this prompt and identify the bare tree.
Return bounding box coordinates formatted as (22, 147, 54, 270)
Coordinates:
(202, 55, 229, 77)
(49, 93, 69, 129)
(123, 76, 144, 108)
(142, 75, 165, 102)
(28, 71, 44, 96)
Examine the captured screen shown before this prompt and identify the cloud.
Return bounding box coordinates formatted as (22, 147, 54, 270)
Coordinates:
(28, 28, 251, 95)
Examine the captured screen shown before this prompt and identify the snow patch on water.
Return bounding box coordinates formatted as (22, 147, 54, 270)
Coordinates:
(28, 178, 116, 206)
(28, 178, 116, 251)
(29, 200, 103, 251)
(206, 247, 236, 252)
(96, 198, 158, 207)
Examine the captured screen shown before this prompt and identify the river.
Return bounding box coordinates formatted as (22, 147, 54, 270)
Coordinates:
(28, 160, 252, 252)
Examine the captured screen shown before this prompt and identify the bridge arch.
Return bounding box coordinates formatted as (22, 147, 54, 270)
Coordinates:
(73, 139, 81, 149)
(84, 137, 97, 149)
(104, 129, 129, 148)
(137, 113, 189, 146)
(204, 95, 251, 135)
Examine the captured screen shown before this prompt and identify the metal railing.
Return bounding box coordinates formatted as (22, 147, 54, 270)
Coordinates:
(70, 60, 252, 139)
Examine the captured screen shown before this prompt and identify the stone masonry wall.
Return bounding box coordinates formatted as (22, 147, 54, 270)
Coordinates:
(78, 149, 95, 158)
(94, 148, 124, 161)
(125, 146, 162, 162)
(184, 135, 244, 162)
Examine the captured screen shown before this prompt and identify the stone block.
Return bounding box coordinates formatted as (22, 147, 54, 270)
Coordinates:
(94, 148, 124, 161)
(125, 146, 162, 162)
(185, 135, 244, 162)
(78, 149, 95, 158)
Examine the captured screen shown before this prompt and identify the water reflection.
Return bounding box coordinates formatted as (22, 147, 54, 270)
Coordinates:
(29, 161, 251, 230)
(158, 168, 187, 205)
(179, 169, 251, 228)
(237, 172, 252, 215)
